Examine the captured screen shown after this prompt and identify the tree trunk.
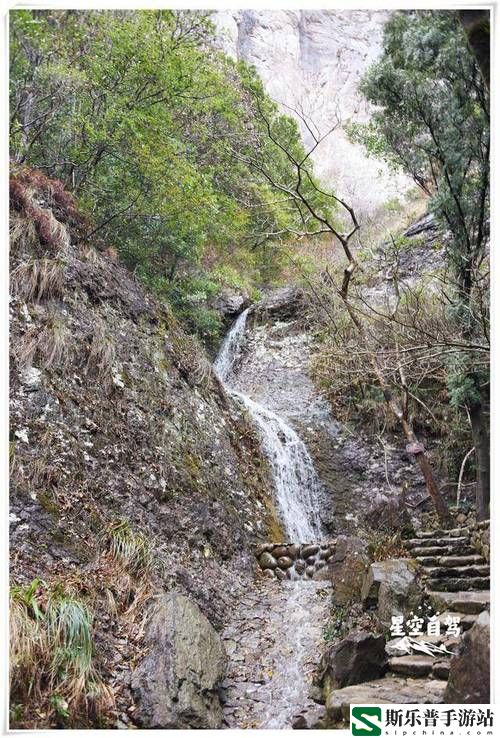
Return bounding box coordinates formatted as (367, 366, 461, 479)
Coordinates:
(340, 296, 451, 526)
(400, 416, 452, 527)
(469, 401, 490, 520)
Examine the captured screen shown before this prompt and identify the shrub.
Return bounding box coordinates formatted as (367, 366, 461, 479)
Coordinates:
(9, 579, 108, 726)
(366, 532, 409, 562)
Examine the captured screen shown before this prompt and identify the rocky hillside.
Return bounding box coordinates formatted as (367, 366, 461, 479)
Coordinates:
(9, 167, 279, 728)
(214, 9, 411, 214)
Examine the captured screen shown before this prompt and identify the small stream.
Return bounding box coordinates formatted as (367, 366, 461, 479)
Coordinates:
(214, 308, 324, 542)
(214, 307, 331, 728)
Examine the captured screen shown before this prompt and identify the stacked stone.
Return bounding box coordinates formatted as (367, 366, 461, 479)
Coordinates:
(469, 520, 490, 562)
(257, 541, 337, 580)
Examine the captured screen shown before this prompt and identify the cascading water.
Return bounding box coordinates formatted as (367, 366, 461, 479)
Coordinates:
(216, 306, 330, 729)
(214, 308, 323, 541)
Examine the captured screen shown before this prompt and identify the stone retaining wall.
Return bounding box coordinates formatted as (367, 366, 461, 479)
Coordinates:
(470, 520, 490, 562)
(256, 541, 337, 580)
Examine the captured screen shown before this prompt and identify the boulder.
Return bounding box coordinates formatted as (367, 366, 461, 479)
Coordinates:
(444, 610, 490, 703)
(363, 494, 413, 535)
(328, 536, 370, 605)
(213, 289, 249, 317)
(292, 704, 327, 729)
(301, 544, 320, 559)
(361, 558, 423, 626)
(131, 591, 226, 728)
(271, 545, 289, 559)
(259, 551, 277, 569)
(319, 630, 386, 694)
(254, 286, 304, 321)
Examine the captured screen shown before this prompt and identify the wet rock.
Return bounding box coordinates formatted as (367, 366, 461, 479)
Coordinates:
(131, 591, 226, 728)
(275, 568, 286, 581)
(361, 559, 423, 626)
(444, 610, 490, 703)
(306, 566, 315, 577)
(272, 546, 289, 559)
(259, 552, 278, 569)
(278, 556, 293, 569)
(213, 289, 250, 317)
(301, 544, 319, 558)
(288, 544, 300, 558)
(306, 556, 317, 566)
(256, 543, 274, 556)
(263, 568, 276, 579)
(292, 705, 326, 729)
(328, 536, 370, 605)
(254, 286, 305, 321)
(319, 630, 386, 693)
(295, 559, 306, 575)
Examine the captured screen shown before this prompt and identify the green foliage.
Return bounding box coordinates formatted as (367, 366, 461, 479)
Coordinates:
(323, 605, 348, 642)
(356, 10, 489, 304)
(10, 9, 317, 339)
(104, 519, 155, 577)
(446, 351, 485, 408)
(10, 579, 99, 722)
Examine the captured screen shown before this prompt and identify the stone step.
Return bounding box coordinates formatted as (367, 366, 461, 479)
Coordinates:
(439, 611, 478, 633)
(388, 655, 451, 680)
(386, 633, 459, 657)
(426, 576, 490, 592)
(415, 554, 485, 567)
(409, 544, 477, 557)
(407, 536, 469, 548)
(432, 660, 452, 680)
(389, 655, 435, 678)
(415, 528, 469, 539)
(428, 590, 490, 614)
(423, 564, 490, 579)
(326, 677, 447, 723)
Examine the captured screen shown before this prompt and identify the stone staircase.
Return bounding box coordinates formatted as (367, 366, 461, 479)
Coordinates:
(384, 525, 490, 687)
(405, 526, 490, 615)
(324, 523, 490, 725)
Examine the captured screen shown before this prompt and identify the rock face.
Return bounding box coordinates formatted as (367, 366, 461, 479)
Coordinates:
(212, 288, 250, 319)
(328, 535, 370, 604)
(214, 10, 411, 215)
(132, 592, 226, 728)
(444, 610, 490, 704)
(364, 494, 413, 535)
(361, 559, 423, 626)
(320, 630, 386, 692)
(10, 169, 277, 636)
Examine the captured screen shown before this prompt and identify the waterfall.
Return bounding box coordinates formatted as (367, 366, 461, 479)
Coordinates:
(214, 309, 323, 541)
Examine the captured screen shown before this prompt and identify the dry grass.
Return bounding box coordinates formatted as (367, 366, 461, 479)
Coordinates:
(14, 313, 74, 371)
(366, 532, 409, 562)
(9, 579, 113, 726)
(85, 323, 116, 381)
(11, 258, 66, 302)
(10, 212, 38, 253)
(169, 319, 212, 387)
(103, 520, 155, 579)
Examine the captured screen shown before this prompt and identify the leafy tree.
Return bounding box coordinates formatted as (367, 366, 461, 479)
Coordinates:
(9, 9, 309, 340)
(352, 10, 490, 518)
